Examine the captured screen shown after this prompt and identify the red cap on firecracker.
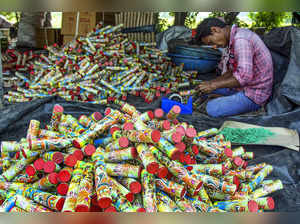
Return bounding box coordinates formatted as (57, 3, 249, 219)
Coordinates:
(44, 161, 56, 174)
(130, 181, 142, 194)
(154, 108, 164, 119)
(98, 198, 112, 209)
(84, 144, 96, 156)
(248, 200, 259, 212)
(172, 132, 183, 144)
(192, 145, 199, 155)
(157, 167, 169, 179)
(131, 147, 138, 158)
(224, 148, 233, 158)
(151, 130, 161, 143)
(26, 165, 36, 176)
(33, 158, 45, 171)
(162, 120, 171, 130)
(104, 206, 116, 212)
(119, 137, 129, 148)
(110, 126, 120, 135)
(53, 152, 64, 164)
(58, 169, 72, 183)
(56, 198, 65, 212)
(48, 172, 59, 185)
(186, 127, 197, 138)
(176, 126, 186, 136)
(267, 197, 275, 210)
(57, 183, 69, 196)
(175, 142, 186, 152)
(123, 122, 134, 131)
(146, 162, 159, 174)
(233, 157, 243, 167)
(137, 208, 146, 212)
(73, 149, 84, 161)
(93, 112, 103, 121)
(65, 154, 78, 167)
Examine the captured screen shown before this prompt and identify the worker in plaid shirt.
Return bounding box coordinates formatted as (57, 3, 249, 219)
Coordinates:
(195, 18, 273, 117)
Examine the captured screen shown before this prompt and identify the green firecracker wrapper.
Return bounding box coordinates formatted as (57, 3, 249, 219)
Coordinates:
(30, 139, 72, 151)
(206, 189, 249, 201)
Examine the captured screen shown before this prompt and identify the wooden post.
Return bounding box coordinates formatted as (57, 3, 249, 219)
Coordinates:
(137, 12, 141, 42)
(150, 12, 155, 43)
(142, 12, 147, 42)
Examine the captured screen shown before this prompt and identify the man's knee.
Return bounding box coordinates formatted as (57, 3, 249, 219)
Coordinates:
(206, 100, 223, 117)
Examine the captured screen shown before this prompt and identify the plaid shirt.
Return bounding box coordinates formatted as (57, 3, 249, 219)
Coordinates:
(227, 25, 273, 105)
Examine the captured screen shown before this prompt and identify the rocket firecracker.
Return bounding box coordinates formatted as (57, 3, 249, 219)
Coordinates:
(156, 190, 182, 212)
(136, 144, 160, 174)
(175, 197, 197, 212)
(31, 172, 59, 191)
(141, 169, 157, 212)
(213, 199, 259, 212)
(105, 163, 141, 179)
(2, 152, 39, 181)
(253, 197, 275, 210)
(49, 104, 64, 131)
(15, 194, 52, 212)
(104, 147, 137, 163)
(166, 105, 181, 121)
(117, 177, 142, 194)
(61, 169, 83, 212)
(250, 180, 283, 199)
(186, 163, 226, 177)
(155, 178, 186, 199)
(75, 172, 94, 212)
(124, 129, 161, 144)
(189, 172, 237, 196)
(22, 187, 65, 211)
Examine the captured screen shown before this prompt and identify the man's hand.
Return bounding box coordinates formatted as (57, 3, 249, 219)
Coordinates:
(197, 81, 217, 95)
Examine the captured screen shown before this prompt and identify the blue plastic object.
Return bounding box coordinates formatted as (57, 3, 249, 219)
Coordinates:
(161, 96, 193, 115)
(174, 45, 221, 60)
(168, 53, 219, 73)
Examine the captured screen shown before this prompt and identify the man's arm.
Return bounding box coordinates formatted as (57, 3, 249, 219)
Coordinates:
(197, 70, 241, 94)
(210, 70, 241, 89)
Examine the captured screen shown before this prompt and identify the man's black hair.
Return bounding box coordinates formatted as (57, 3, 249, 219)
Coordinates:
(195, 18, 227, 44)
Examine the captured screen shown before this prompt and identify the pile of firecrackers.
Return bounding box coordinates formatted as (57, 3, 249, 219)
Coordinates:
(4, 23, 199, 104)
(0, 100, 283, 212)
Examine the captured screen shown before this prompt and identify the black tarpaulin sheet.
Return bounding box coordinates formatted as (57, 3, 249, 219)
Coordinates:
(0, 96, 299, 212)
